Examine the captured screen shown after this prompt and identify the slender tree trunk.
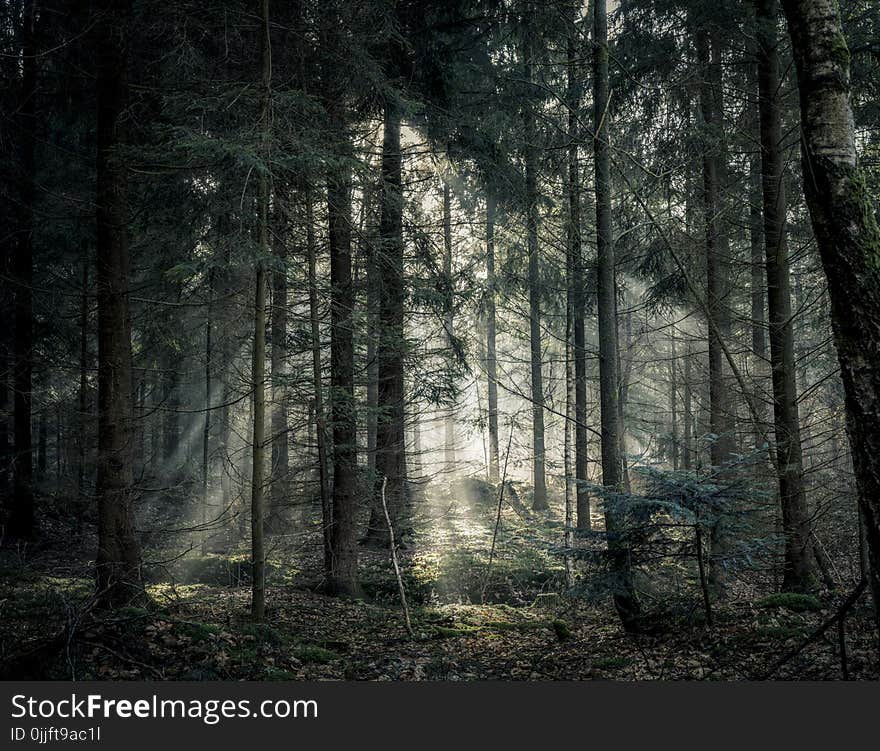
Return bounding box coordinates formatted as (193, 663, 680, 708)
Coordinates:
(37, 409, 47, 477)
(755, 0, 815, 592)
(781, 0, 880, 639)
(10, 0, 37, 538)
(201, 278, 212, 556)
(306, 189, 332, 577)
(593, 0, 640, 629)
(0, 249, 10, 502)
(696, 25, 737, 595)
(250, 0, 271, 621)
(485, 196, 500, 483)
(269, 189, 289, 527)
(365, 180, 379, 477)
(324, 59, 360, 595)
(568, 27, 590, 531)
(94, 0, 142, 607)
(442, 181, 457, 471)
(522, 24, 547, 511)
(683, 341, 693, 471)
(670, 338, 679, 470)
(366, 98, 408, 546)
(749, 128, 768, 451)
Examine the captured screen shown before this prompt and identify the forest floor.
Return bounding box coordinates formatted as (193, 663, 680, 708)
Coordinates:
(1, 478, 878, 681)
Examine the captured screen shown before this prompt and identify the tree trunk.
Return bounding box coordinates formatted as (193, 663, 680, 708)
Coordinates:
(94, 0, 143, 607)
(683, 341, 693, 471)
(10, 0, 37, 538)
(696, 25, 737, 596)
(568, 26, 590, 532)
(201, 274, 212, 556)
(365, 99, 408, 546)
(522, 24, 547, 512)
(250, 0, 271, 621)
(781, 0, 880, 639)
(269, 188, 289, 526)
(306, 189, 332, 577)
(442, 181, 457, 471)
(755, 0, 815, 592)
(485, 196, 500, 484)
(325, 78, 360, 595)
(593, 0, 640, 629)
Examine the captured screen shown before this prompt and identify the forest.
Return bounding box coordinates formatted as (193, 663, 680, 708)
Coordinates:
(1, 0, 879, 682)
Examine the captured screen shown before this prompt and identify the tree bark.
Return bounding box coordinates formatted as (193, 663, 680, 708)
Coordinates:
(250, 0, 271, 621)
(593, 0, 640, 629)
(269, 187, 289, 525)
(696, 25, 737, 596)
(442, 180, 457, 471)
(305, 189, 332, 577)
(485, 195, 500, 484)
(365, 98, 408, 546)
(781, 0, 880, 638)
(522, 22, 547, 512)
(10, 0, 37, 538)
(568, 25, 590, 532)
(755, 0, 815, 592)
(323, 32, 360, 592)
(94, 0, 142, 607)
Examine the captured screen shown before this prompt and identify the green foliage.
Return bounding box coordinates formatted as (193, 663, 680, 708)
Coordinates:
(551, 619, 572, 641)
(758, 593, 823, 613)
(292, 644, 340, 665)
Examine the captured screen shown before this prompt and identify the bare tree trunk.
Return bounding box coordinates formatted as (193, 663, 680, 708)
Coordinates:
(306, 190, 332, 578)
(683, 341, 693, 471)
(670, 337, 679, 470)
(365, 99, 408, 546)
(485, 196, 500, 483)
(593, 0, 640, 629)
(755, 0, 814, 592)
(696, 25, 737, 596)
(568, 24, 590, 532)
(10, 0, 37, 538)
(94, 0, 142, 607)
(323, 24, 360, 593)
(269, 188, 289, 529)
(781, 0, 880, 640)
(442, 181, 457, 471)
(250, 0, 271, 621)
(522, 23, 547, 512)
(201, 276, 212, 556)
(0, 249, 10, 503)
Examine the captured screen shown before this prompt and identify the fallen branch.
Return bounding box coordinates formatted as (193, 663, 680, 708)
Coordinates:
(481, 423, 516, 604)
(760, 578, 867, 679)
(380, 476, 413, 638)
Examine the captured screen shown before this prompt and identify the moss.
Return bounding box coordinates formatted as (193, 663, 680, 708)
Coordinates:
(594, 655, 632, 671)
(292, 644, 339, 664)
(242, 623, 284, 647)
(551, 619, 572, 642)
(829, 29, 851, 70)
(432, 625, 471, 639)
(755, 625, 808, 641)
(175, 621, 222, 643)
(758, 592, 823, 613)
(264, 667, 299, 680)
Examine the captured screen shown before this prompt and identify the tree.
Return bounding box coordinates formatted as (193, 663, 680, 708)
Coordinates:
(781, 0, 880, 638)
(249, 0, 272, 622)
(94, 0, 143, 607)
(365, 95, 408, 546)
(9, 0, 36, 539)
(754, 0, 814, 592)
(522, 16, 547, 512)
(593, 0, 640, 630)
(695, 20, 737, 595)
